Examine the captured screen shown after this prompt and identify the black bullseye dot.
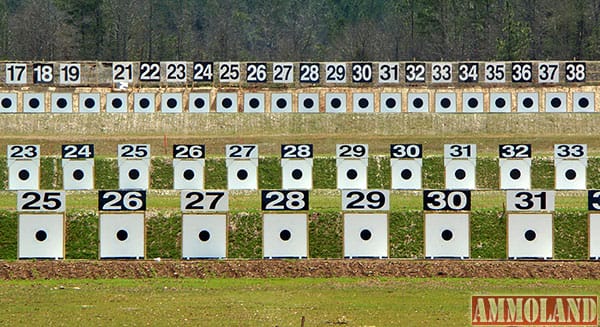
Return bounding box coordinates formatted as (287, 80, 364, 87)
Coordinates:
(331, 98, 342, 109)
(467, 98, 479, 108)
(84, 98, 95, 108)
(551, 97, 562, 108)
(249, 98, 260, 109)
(112, 98, 123, 108)
(346, 169, 358, 180)
(524, 229, 536, 241)
(400, 169, 412, 180)
(385, 98, 396, 108)
(29, 98, 40, 108)
(565, 169, 577, 180)
(18, 169, 30, 181)
(454, 169, 466, 180)
(276, 98, 287, 109)
(35, 230, 47, 242)
(222, 98, 233, 109)
(303, 98, 314, 108)
(279, 229, 291, 241)
(413, 98, 424, 108)
(578, 98, 590, 108)
(440, 98, 451, 108)
(57, 98, 68, 109)
(72, 169, 85, 181)
(128, 169, 140, 180)
(509, 168, 521, 180)
(358, 98, 369, 108)
(360, 229, 372, 241)
(237, 169, 248, 180)
(1, 98, 12, 108)
(441, 229, 453, 241)
(183, 169, 195, 181)
(194, 98, 205, 109)
(116, 229, 128, 241)
(139, 98, 150, 109)
(166, 98, 178, 109)
(495, 98, 506, 108)
(291, 169, 303, 180)
(523, 97, 534, 108)
(199, 230, 211, 242)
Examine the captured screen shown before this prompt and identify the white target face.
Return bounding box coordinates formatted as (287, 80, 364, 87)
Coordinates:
(99, 213, 145, 259)
(499, 159, 531, 190)
(182, 214, 227, 259)
(352, 93, 374, 113)
(62, 159, 94, 190)
(343, 213, 388, 258)
(435, 92, 456, 113)
(390, 159, 422, 190)
(337, 160, 368, 189)
(263, 213, 308, 259)
(18, 214, 64, 259)
(270, 93, 292, 113)
(0, 93, 17, 113)
(544, 92, 566, 112)
(226, 160, 258, 190)
(445, 160, 476, 190)
(380, 93, 401, 113)
(23, 93, 45, 113)
(407, 93, 429, 112)
(78, 93, 100, 113)
(572, 92, 594, 112)
(489, 93, 511, 112)
(507, 213, 553, 259)
(243, 93, 265, 113)
(298, 93, 319, 113)
(517, 92, 539, 112)
(119, 160, 150, 190)
(161, 93, 182, 113)
(555, 161, 586, 190)
(173, 159, 205, 190)
(216, 93, 238, 113)
(51, 93, 73, 113)
(424, 213, 469, 259)
(281, 159, 312, 190)
(462, 92, 484, 113)
(105, 93, 128, 113)
(589, 214, 600, 259)
(133, 93, 156, 113)
(188, 93, 210, 113)
(325, 93, 347, 113)
(8, 160, 40, 190)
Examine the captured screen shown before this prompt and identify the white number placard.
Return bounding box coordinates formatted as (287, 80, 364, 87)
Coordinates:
(164, 61, 187, 82)
(8, 144, 39, 159)
(351, 63, 372, 83)
(405, 63, 426, 83)
(5, 63, 27, 84)
(390, 144, 422, 158)
(193, 62, 213, 82)
(538, 62, 559, 83)
(17, 190, 65, 212)
(342, 190, 389, 211)
(98, 190, 146, 211)
(565, 62, 586, 82)
(219, 62, 240, 83)
(511, 62, 532, 82)
(112, 62, 133, 82)
(444, 144, 476, 159)
(118, 144, 150, 159)
(62, 144, 94, 159)
(226, 144, 258, 158)
(506, 190, 555, 211)
(378, 62, 400, 83)
(554, 144, 586, 159)
(431, 62, 452, 83)
(181, 190, 228, 212)
(139, 62, 161, 81)
(33, 63, 54, 83)
(336, 144, 368, 159)
(499, 144, 531, 159)
(261, 190, 309, 211)
(484, 62, 505, 83)
(423, 190, 471, 211)
(299, 63, 320, 83)
(246, 62, 267, 83)
(281, 144, 313, 158)
(272, 62, 293, 83)
(458, 63, 478, 82)
(325, 62, 346, 83)
(173, 144, 205, 159)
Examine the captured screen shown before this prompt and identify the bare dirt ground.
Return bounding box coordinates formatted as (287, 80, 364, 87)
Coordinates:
(1, 259, 600, 280)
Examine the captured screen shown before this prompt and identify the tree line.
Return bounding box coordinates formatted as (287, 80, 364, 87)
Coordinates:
(0, 0, 599, 61)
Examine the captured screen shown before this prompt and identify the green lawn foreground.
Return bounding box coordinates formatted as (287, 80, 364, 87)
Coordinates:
(0, 277, 598, 326)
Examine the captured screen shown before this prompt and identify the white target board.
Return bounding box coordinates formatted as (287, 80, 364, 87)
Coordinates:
(499, 144, 532, 190)
(226, 144, 258, 190)
(435, 92, 456, 113)
(325, 93, 347, 113)
(336, 144, 368, 189)
(243, 93, 265, 113)
(554, 144, 587, 190)
(216, 93, 238, 113)
(133, 93, 156, 113)
(572, 92, 594, 112)
(507, 213, 553, 259)
(62, 144, 94, 190)
(263, 213, 308, 259)
(161, 93, 183, 113)
(281, 144, 313, 190)
(444, 144, 476, 190)
(587, 190, 600, 259)
(173, 144, 205, 190)
(271, 93, 293, 113)
(545, 92, 567, 112)
(181, 190, 229, 259)
(407, 93, 429, 112)
(352, 93, 374, 113)
(343, 213, 388, 258)
(51, 93, 73, 113)
(23, 93, 45, 113)
(489, 93, 511, 112)
(188, 93, 210, 113)
(0, 93, 17, 113)
(380, 93, 401, 113)
(424, 213, 469, 259)
(105, 93, 128, 113)
(117, 144, 151, 190)
(390, 144, 422, 190)
(517, 92, 539, 112)
(298, 93, 319, 113)
(78, 93, 100, 113)
(462, 93, 484, 113)
(7, 144, 40, 190)
(98, 190, 146, 259)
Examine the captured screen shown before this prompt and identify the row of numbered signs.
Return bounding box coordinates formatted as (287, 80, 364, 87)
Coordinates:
(0, 61, 589, 85)
(16, 188, 600, 260)
(6, 143, 589, 191)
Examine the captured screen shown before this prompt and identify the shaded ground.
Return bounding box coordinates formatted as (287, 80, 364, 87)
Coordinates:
(1, 259, 600, 280)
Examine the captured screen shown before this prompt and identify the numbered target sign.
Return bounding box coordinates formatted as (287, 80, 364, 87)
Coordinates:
(484, 62, 505, 83)
(538, 62, 559, 83)
(281, 144, 313, 159)
(7, 144, 40, 190)
(219, 62, 240, 83)
(458, 63, 479, 82)
(272, 62, 293, 83)
(499, 144, 531, 159)
(261, 190, 309, 211)
(62, 144, 94, 190)
(139, 62, 161, 82)
(5, 63, 27, 84)
(325, 62, 346, 83)
(405, 63, 426, 83)
(588, 190, 600, 259)
(299, 63, 320, 83)
(246, 62, 267, 83)
(33, 63, 54, 84)
(192, 62, 214, 82)
(112, 62, 133, 83)
(118, 144, 150, 159)
(226, 144, 258, 190)
(511, 62, 533, 83)
(62, 144, 94, 159)
(351, 63, 372, 83)
(281, 144, 313, 190)
(17, 190, 65, 212)
(181, 190, 228, 212)
(117, 144, 151, 190)
(8, 144, 39, 159)
(377, 62, 400, 83)
(173, 144, 204, 159)
(431, 62, 452, 83)
(342, 190, 389, 211)
(98, 190, 146, 211)
(499, 144, 532, 190)
(226, 144, 258, 159)
(587, 190, 600, 211)
(390, 144, 422, 159)
(506, 190, 555, 212)
(555, 144, 586, 159)
(164, 61, 187, 83)
(423, 190, 471, 211)
(390, 144, 423, 190)
(173, 144, 205, 190)
(59, 63, 81, 85)
(565, 62, 586, 82)
(336, 144, 369, 189)
(554, 144, 587, 190)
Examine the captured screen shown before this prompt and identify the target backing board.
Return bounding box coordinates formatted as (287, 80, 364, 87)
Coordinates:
(517, 92, 539, 112)
(78, 93, 100, 113)
(62, 144, 94, 190)
(161, 93, 183, 113)
(298, 93, 319, 113)
(182, 214, 227, 259)
(216, 92, 238, 113)
(498, 144, 532, 190)
(23, 93, 45, 113)
(18, 214, 65, 259)
(226, 144, 258, 190)
(243, 93, 265, 113)
(0, 93, 17, 113)
(380, 93, 401, 113)
(133, 93, 156, 113)
(99, 213, 145, 259)
(444, 144, 476, 190)
(343, 213, 388, 258)
(7, 144, 40, 190)
(352, 93, 374, 113)
(507, 213, 553, 259)
(188, 93, 210, 113)
(489, 93, 511, 112)
(424, 213, 469, 259)
(105, 93, 128, 113)
(390, 144, 423, 190)
(588, 190, 600, 259)
(51, 93, 73, 113)
(407, 92, 429, 112)
(336, 144, 368, 189)
(325, 93, 347, 113)
(281, 144, 313, 190)
(462, 92, 484, 113)
(263, 213, 308, 259)
(271, 93, 293, 113)
(173, 144, 206, 190)
(572, 92, 594, 112)
(545, 92, 567, 112)
(117, 144, 151, 190)
(554, 144, 587, 190)
(435, 92, 457, 113)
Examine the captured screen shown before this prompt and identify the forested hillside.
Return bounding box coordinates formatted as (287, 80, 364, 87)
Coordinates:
(0, 0, 599, 61)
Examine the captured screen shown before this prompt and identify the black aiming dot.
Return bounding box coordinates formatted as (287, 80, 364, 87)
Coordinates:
(524, 229, 536, 241)
(35, 230, 47, 242)
(237, 169, 248, 180)
(116, 229, 128, 241)
(346, 169, 358, 180)
(128, 169, 140, 180)
(84, 98, 95, 108)
(441, 229, 453, 241)
(72, 169, 85, 181)
(454, 169, 466, 180)
(1, 98, 12, 108)
(303, 98, 314, 108)
(222, 98, 233, 109)
(112, 98, 123, 108)
(385, 98, 397, 108)
(249, 98, 260, 109)
(139, 98, 150, 109)
(29, 98, 40, 108)
(565, 169, 577, 180)
(331, 98, 342, 109)
(57, 98, 68, 109)
(291, 169, 303, 180)
(550, 97, 562, 108)
(440, 97, 452, 109)
(358, 98, 369, 109)
(18, 169, 30, 181)
(509, 168, 521, 180)
(360, 229, 372, 241)
(522, 97, 534, 108)
(578, 97, 590, 108)
(495, 97, 506, 108)
(183, 169, 195, 181)
(194, 98, 205, 109)
(166, 98, 178, 109)
(276, 98, 287, 109)
(279, 229, 291, 241)
(413, 98, 424, 109)
(198, 230, 211, 242)
(400, 169, 412, 180)
(467, 98, 479, 108)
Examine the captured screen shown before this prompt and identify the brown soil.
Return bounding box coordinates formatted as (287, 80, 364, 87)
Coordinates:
(1, 259, 600, 280)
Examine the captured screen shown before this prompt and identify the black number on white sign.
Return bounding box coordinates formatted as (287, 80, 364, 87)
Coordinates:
(8, 145, 39, 159)
(139, 62, 161, 81)
(484, 63, 505, 82)
(272, 63, 293, 83)
(5, 63, 27, 84)
(182, 190, 227, 211)
(342, 190, 389, 211)
(325, 63, 346, 83)
(112, 62, 133, 82)
(432, 63, 452, 82)
(165, 62, 187, 82)
(447, 144, 474, 158)
(378, 62, 399, 83)
(18, 191, 64, 212)
(510, 191, 549, 211)
(555, 144, 585, 158)
(59, 64, 80, 84)
(538, 62, 559, 83)
(219, 62, 240, 82)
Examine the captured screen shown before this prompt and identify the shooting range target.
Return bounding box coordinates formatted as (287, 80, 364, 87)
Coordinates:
(554, 144, 587, 190)
(18, 214, 64, 259)
(444, 144, 477, 190)
(133, 93, 156, 113)
(270, 93, 293, 113)
(589, 213, 600, 259)
(226, 144, 259, 190)
(336, 144, 369, 190)
(325, 93, 347, 113)
(499, 159, 531, 190)
(407, 92, 429, 112)
(572, 92, 594, 112)
(182, 214, 227, 259)
(462, 92, 484, 113)
(507, 213, 553, 259)
(380, 93, 402, 112)
(298, 93, 319, 113)
(78, 93, 100, 113)
(7, 144, 40, 190)
(173, 159, 205, 190)
(188, 92, 210, 113)
(489, 92, 511, 112)
(352, 93, 374, 113)
(243, 93, 265, 113)
(23, 93, 45, 113)
(0, 93, 17, 113)
(281, 160, 312, 190)
(62, 160, 94, 190)
(160, 93, 183, 113)
(263, 213, 308, 259)
(424, 213, 469, 259)
(544, 92, 567, 112)
(99, 213, 145, 259)
(391, 159, 422, 190)
(119, 160, 149, 190)
(343, 213, 388, 258)
(216, 92, 238, 113)
(51, 93, 73, 113)
(105, 93, 128, 113)
(435, 92, 457, 113)
(517, 92, 539, 112)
